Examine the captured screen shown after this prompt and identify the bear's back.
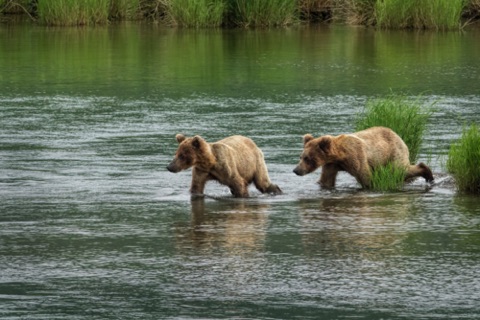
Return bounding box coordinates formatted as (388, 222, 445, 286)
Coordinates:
(352, 127, 410, 166)
(211, 135, 263, 165)
(216, 135, 256, 149)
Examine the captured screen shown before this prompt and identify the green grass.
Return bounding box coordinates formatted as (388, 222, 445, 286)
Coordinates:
(36, 0, 141, 25)
(230, 0, 298, 27)
(371, 162, 406, 192)
(37, 0, 110, 25)
(168, 0, 225, 27)
(447, 124, 480, 194)
(374, 0, 413, 28)
(355, 94, 432, 163)
(375, 0, 467, 30)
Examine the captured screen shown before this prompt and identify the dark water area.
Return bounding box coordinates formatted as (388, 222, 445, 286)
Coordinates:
(1, 22, 480, 319)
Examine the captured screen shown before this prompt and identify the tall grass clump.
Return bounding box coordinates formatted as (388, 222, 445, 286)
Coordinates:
(371, 162, 406, 192)
(230, 0, 298, 27)
(37, 0, 110, 25)
(355, 94, 432, 191)
(375, 0, 467, 30)
(168, 0, 225, 27)
(374, 0, 413, 28)
(447, 124, 480, 194)
(355, 94, 432, 163)
(418, 0, 467, 30)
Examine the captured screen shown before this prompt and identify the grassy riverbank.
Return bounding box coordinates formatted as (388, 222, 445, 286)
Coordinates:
(1, 0, 479, 28)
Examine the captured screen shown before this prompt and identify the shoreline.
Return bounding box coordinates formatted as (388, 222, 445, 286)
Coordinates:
(1, 0, 479, 29)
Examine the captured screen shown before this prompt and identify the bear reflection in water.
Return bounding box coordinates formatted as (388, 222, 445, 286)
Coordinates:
(167, 134, 282, 198)
(174, 199, 269, 256)
(293, 126, 434, 189)
(298, 194, 412, 258)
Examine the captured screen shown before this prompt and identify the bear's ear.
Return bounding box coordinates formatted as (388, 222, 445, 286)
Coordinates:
(318, 137, 331, 153)
(303, 134, 314, 146)
(191, 135, 205, 149)
(176, 134, 187, 144)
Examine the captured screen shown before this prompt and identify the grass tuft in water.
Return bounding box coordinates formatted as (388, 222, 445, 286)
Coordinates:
(371, 162, 406, 192)
(355, 94, 432, 192)
(355, 94, 432, 164)
(375, 0, 467, 30)
(447, 124, 480, 194)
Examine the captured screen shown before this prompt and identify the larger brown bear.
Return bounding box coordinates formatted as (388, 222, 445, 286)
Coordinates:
(293, 126, 434, 189)
(167, 134, 282, 198)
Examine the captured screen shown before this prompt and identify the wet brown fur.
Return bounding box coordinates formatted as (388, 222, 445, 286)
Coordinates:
(167, 134, 282, 198)
(293, 126, 434, 189)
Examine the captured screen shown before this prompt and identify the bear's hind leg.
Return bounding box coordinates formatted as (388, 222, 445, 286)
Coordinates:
(265, 183, 282, 195)
(254, 178, 282, 195)
(253, 174, 282, 194)
(229, 180, 250, 198)
(253, 164, 282, 195)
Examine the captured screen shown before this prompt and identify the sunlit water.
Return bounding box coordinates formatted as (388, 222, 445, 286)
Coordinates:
(1, 22, 480, 319)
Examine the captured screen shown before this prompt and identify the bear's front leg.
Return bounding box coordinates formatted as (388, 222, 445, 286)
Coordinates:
(318, 163, 340, 189)
(190, 168, 209, 198)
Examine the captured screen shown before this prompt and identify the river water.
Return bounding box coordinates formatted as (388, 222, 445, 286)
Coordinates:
(1, 22, 480, 319)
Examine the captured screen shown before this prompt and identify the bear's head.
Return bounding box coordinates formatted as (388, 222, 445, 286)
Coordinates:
(293, 134, 334, 176)
(167, 134, 214, 173)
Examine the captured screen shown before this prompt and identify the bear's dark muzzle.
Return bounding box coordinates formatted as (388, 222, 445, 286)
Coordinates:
(167, 161, 180, 173)
(293, 166, 305, 176)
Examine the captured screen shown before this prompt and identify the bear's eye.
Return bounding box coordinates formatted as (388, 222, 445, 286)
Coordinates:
(303, 156, 310, 162)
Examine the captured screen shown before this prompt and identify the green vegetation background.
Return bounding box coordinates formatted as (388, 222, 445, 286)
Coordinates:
(1, 0, 480, 29)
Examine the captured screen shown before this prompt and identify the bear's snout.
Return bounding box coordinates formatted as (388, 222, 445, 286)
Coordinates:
(167, 161, 180, 173)
(293, 166, 305, 176)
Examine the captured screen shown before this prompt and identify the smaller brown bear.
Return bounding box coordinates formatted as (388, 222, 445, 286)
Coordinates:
(167, 134, 282, 198)
(293, 126, 434, 189)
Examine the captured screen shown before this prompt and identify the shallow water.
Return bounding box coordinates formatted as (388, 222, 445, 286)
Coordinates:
(1, 23, 480, 319)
